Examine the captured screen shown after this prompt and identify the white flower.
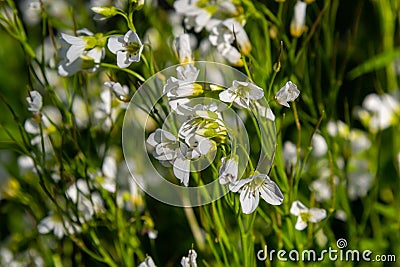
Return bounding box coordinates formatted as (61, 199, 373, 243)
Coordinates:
(311, 133, 328, 157)
(218, 157, 238, 185)
(275, 81, 300, 107)
(66, 180, 104, 221)
(37, 214, 76, 238)
(24, 106, 62, 152)
(355, 93, 399, 133)
(26, 90, 42, 113)
(107, 30, 143, 68)
(181, 249, 197, 267)
(230, 174, 284, 214)
(290, 200, 326, 230)
(99, 155, 117, 193)
(219, 80, 264, 108)
(326, 120, 350, 137)
(184, 133, 216, 158)
(309, 171, 338, 202)
(174, 33, 193, 63)
(104, 81, 130, 101)
(290, 1, 307, 37)
(209, 18, 251, 64)
(216, 42, 242, 66)
(138, 256, 156, 267)
(347, 158, 374, 200)
(58, 29, 105, 76)
(164, 64, 202, 99)
(174, 0, 221, 32)
(147, 129, 191, 185)
(147, 129, 185, 162)
(349, 130, 371, 154)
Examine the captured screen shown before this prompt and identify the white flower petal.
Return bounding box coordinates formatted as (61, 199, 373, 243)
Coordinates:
(290, 200, 308, 216)
(219, 89, 235, 103)
(107, 36, 124, 54)
(139, 256, 156, 267)
(116, 51, 131, 68)
(173, 157, 191, 186)
(37, 216, 54, 234)
(61, 33, 85, 46)
(259, 178, 284, 205)
(240, 185, 260, 214)
(309, 208, 327, 223)
(102, 156, 117, 178)
(26, 90, 42, 112)
(295, 216, 308, 231)
(86, 47, 104, 63)
(124, 30, 141, 46)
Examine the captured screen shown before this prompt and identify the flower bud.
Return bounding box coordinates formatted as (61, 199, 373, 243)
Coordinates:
(91, 6, 118, 20)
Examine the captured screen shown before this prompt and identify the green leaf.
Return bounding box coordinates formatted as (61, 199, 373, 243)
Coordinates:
(348, 48, 400, 79)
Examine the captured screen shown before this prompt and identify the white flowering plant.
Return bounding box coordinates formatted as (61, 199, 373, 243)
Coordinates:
(0, 0, 399, 266)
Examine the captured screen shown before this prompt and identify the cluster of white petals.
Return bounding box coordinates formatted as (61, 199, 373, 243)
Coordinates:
(290, 200, 326, 230)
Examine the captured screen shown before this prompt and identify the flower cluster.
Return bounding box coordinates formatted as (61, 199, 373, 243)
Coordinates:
(57, 29, 143, 76)
(174, 0, 251, 65)
(145, 62, 288, 214)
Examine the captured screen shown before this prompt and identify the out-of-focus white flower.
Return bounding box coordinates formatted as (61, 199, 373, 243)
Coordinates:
(26, 90, 42, 113)
(17, 155, 35, 174)
(282, 141, 297, 165)
(174, 33, 193, 63)
(209, 18, 251, 65)
(24, 106, 62, 152)
(311, 133, 328, 157)
(37, 214, 77, 238)
(104, 81, 130, 101)
(309, 170, 338, 202)
(355, 93, 399, 133)
(349, 129, 371, 154)
(275, 81, 300, 107)
(315, 229, 328, 247)
(148, 229, 158, 240)
(335, 210, 347, 221)
(181, 249, 197, 267)
(174, 0, 223, 32)
(72, 96, 89, 129)
(230, 174, 284, 214)
(58, 29, 106, 76)
(215, 42, 243, 66)
(290, 200, 326, 230)
(326, 120, 350, 137)
(163, 65, 202, 99)
(99, 155, 118, 193)
(93, 89, 127, 131)
(218, 157, 238, 185)
(139, 256, 157, 267)
(219, 80, 264, 108)
(347, 158, 374, 200)
(290, 1, 307, 38)
(66, 179, 104, 221)
(107, 30, 143, 68)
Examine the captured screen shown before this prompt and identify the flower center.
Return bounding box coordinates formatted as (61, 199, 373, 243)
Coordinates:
(125, 42, 141, 55)
(300, 212, 311, 222)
